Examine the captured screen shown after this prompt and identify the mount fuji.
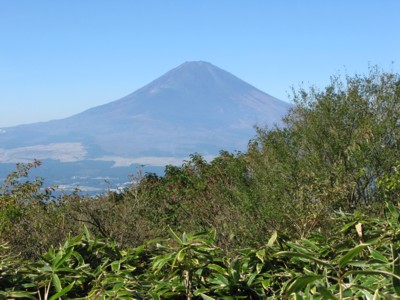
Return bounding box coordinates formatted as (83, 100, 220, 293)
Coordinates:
(0, 61, 291, 192)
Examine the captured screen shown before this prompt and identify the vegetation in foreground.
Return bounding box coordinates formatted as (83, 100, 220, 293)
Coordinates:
(1, 67, 400, 298)
(1, 203, 400, 299)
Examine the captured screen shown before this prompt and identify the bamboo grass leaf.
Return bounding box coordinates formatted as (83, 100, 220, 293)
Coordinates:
(49, 282, 75, 300)
(344, 269, 400, 281)
(210, 273, 229, 287)
(111, 260, 121, 272)
(256, 249, 265, 263)
(338, 244, 368, 268)
(193, 288, 209, 296)
(267, 231, 278, 247)
(201, 294, 216, 300)
(262, 278, 270, 290)
(52, 273, 62, 293)
(340, 221, 357, 232)
(83, 224, 91, 241)
(54, 246, 74, 269)
(247, 272, 258, 286)
(386, 203, 400, 222)
(369, 249, 388, 263)
(285, 275, 321, 295)
(1, 291, 37, 299)
(177, 249, 186, 262)
(168, 226, 183, 245)
(391, 245, 400, 296)
(72, 251, 85, 266)
(207, 263, 228, 275)
(317, 285, 339, 300)
(148, 291, 160, 300)
(274, 251, 332, 267)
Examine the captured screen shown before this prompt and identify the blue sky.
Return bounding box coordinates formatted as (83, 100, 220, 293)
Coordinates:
(1, 0, 399, 127)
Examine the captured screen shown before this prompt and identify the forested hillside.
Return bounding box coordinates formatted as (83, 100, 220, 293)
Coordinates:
(1, 68, 400, 299)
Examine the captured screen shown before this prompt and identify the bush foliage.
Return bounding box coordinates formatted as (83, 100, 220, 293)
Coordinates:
(1, 203, 400, 299)
(1, 67, 400, 298)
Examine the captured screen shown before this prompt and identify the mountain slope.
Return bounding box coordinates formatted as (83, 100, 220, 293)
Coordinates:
(0, 61, 291, 165)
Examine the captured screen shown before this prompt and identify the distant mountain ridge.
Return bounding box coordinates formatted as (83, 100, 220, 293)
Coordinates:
(0, 61, 291, 178)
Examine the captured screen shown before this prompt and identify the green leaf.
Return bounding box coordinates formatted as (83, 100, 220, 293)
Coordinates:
(49, 282, 75, 300)
(358, 289, 374, 300)
(182, 232, 188, 243)
(83, 224, 91, 241)
(201, 294, 216, 300)
(274, 251, 332, 267)
(247, 272, 257, 286)
(301, 238, 319, 251)
(54, 246, 74, 269)
(52, 273, 62, 293)
(211, 273, 229, 287)
(262, 278, 270, 290)
(340, 221, 357, 232)
(392, 245, 400, 296)
(267, 231, 278, 247)
(209, 229, 217, 244)
(241, 260, 249, 274)
(69, 231, 84, 245)
(256, 249, 265, 263)
(285, 275, 321, 295)
(286, 242, 310, 253)
(369, 249, 388, 263)
(338, 244, 368, 268)
(148, 291, 160, 300)
(207, 263, 228, 275)
(347, 261, 369, 267)
(386, 202, 400, 221)
(52, 251, 63, 269)
(168, 226, 183, 244)
(112, 282, 124, 291)
(111, 260, 121, 272)
(72, 251, 84, 266)
(193, 288, 209, 296)
(344, 269, 400, 281)
(177, 249, 186, 262)
(152, 255, 172, 272)
(256, 262, 263, 274)
(3, 291, 37, 299)
(317, 285, 338, 299)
